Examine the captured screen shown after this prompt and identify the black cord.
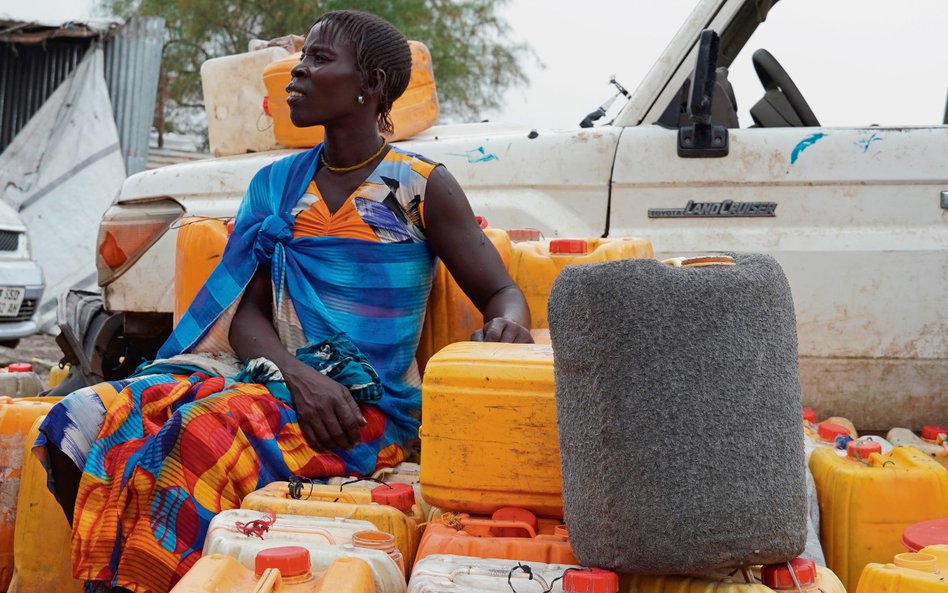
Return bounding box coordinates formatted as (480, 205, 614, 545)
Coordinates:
(340, 476, 391, 489)
(546, 568, 591, 593)
(507, 564, 591, 593)
(508, 563, 534, 593)
(287, 475, 314, 500)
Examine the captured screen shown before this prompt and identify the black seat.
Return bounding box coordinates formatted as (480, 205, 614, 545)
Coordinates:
(657, 66, 740, 129)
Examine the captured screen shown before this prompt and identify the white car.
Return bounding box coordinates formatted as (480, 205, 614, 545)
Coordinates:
(0, 201, 44, 348)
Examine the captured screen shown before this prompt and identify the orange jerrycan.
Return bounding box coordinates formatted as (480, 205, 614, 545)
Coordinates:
(415, 507, 576, 565)
(407, 555, 593, 593)
(809, 440, 948, 590)
(888, 426, 948, 469)
(621, 558, 845, 592)
(172, 546, 376, 593)
(263, 40, 438, 148)
(419, 342, 562, 518)
(0, 399, 53, 590)
(326, 462, 438, 520)
(416, 227, 511, 372)
(240, 481, 423, 569)
(9, 415, 84, 593)
(855, 545, 948, 593)
(509, 237, 653, 328)
(174, 217, 231, 324)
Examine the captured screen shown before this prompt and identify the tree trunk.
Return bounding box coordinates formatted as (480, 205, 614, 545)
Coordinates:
(155, 62, 166, 148)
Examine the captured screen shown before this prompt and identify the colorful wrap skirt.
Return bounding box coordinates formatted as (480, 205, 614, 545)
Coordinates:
(35, 364, 405, 593)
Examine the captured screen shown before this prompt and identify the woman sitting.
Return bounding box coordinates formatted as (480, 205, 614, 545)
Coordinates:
(35, 10, 531, 593)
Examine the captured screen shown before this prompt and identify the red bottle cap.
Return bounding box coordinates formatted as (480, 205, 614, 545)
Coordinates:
(475, 215, 489, 229)
(901, 518, 948, 552)
(817, 421, 851, 442)
(847, 439, 882, 459)
(255, 546, 310, 577)
(371, 482, 415, 512)
(761, 558, 817, 589)
(921, 425, 948, 441)
(262, 96, 271, 117)
(562, 568, 619, 593)
(802, 409, 817, 423)
(489, 507, 539, 538)
(549, 239, 588, 254)
(7, 363, 32, 373)
(507, 229, 541, 242)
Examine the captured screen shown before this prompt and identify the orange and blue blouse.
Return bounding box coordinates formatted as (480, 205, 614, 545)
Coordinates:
(291, 146, 438, 243)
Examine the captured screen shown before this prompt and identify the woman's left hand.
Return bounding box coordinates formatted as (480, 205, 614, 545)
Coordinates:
(472, 318, 534, 343)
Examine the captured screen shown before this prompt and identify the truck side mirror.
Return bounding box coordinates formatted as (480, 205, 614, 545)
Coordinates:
(678, 29, 729, 158)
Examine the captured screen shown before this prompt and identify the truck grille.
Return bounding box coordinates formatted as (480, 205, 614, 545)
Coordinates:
(0, 231, 19, 251)
(0, 299, 36, 323)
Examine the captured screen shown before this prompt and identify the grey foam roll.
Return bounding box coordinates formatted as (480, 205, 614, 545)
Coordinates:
(548, 254, 807, 574)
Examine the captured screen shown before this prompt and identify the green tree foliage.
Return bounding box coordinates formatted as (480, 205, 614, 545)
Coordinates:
(106, 0, 533, 139)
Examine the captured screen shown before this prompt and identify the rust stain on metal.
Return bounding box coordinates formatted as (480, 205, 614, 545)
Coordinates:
(799, 357, 948, 431)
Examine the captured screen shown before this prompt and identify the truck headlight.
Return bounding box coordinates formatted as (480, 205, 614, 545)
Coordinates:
(96, 199, 184, 286)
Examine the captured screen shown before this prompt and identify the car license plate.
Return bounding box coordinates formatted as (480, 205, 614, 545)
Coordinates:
(0, 287, 25, 317)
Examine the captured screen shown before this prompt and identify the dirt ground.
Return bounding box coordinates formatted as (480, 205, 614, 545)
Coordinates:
(3, 332, 63, 386)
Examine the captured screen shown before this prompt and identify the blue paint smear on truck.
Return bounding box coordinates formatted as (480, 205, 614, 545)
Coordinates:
(790, 132, 827, 164)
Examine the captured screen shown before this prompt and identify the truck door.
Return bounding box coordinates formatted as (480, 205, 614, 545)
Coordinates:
(608, 112, 947, 431)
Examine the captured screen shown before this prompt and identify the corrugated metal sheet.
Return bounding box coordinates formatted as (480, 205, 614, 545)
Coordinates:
(0, 39, 91, 150)
(0, 17, 165, 176)
(103, 17, 165, 176)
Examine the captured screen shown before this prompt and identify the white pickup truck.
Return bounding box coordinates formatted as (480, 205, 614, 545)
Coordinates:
(77, 0, 947, 430)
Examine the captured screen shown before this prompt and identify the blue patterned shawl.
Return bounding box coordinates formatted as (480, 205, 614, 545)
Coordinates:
(157, 144, 434, 449)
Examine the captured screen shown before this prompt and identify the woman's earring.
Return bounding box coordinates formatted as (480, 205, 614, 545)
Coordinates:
(358, 95, 365, 104)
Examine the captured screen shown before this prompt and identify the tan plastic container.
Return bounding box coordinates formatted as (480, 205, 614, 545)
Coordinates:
(201, 45, 289, 156)
(203, 526, 404, 593)
(888, 426, 948, 469)
(0, 363, 44, 397)
(263, 41, 438, 147)
(407, 555, 590, 593)
(241, 481, 422, 570)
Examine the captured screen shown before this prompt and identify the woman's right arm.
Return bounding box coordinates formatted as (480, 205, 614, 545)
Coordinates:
(229, 267, 365, 451)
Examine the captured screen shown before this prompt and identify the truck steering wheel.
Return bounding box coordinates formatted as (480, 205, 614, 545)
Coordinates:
(752, 49, 820, 127)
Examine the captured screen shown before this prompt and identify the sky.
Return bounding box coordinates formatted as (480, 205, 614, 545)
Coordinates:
(497, 0, 948, 129)
(4, 0, 948, 130)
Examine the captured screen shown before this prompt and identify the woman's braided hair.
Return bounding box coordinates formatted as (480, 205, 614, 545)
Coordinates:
(312, 10, 412, 135)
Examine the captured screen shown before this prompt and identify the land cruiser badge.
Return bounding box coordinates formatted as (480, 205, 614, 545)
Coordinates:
(648, 200, 777, 218)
